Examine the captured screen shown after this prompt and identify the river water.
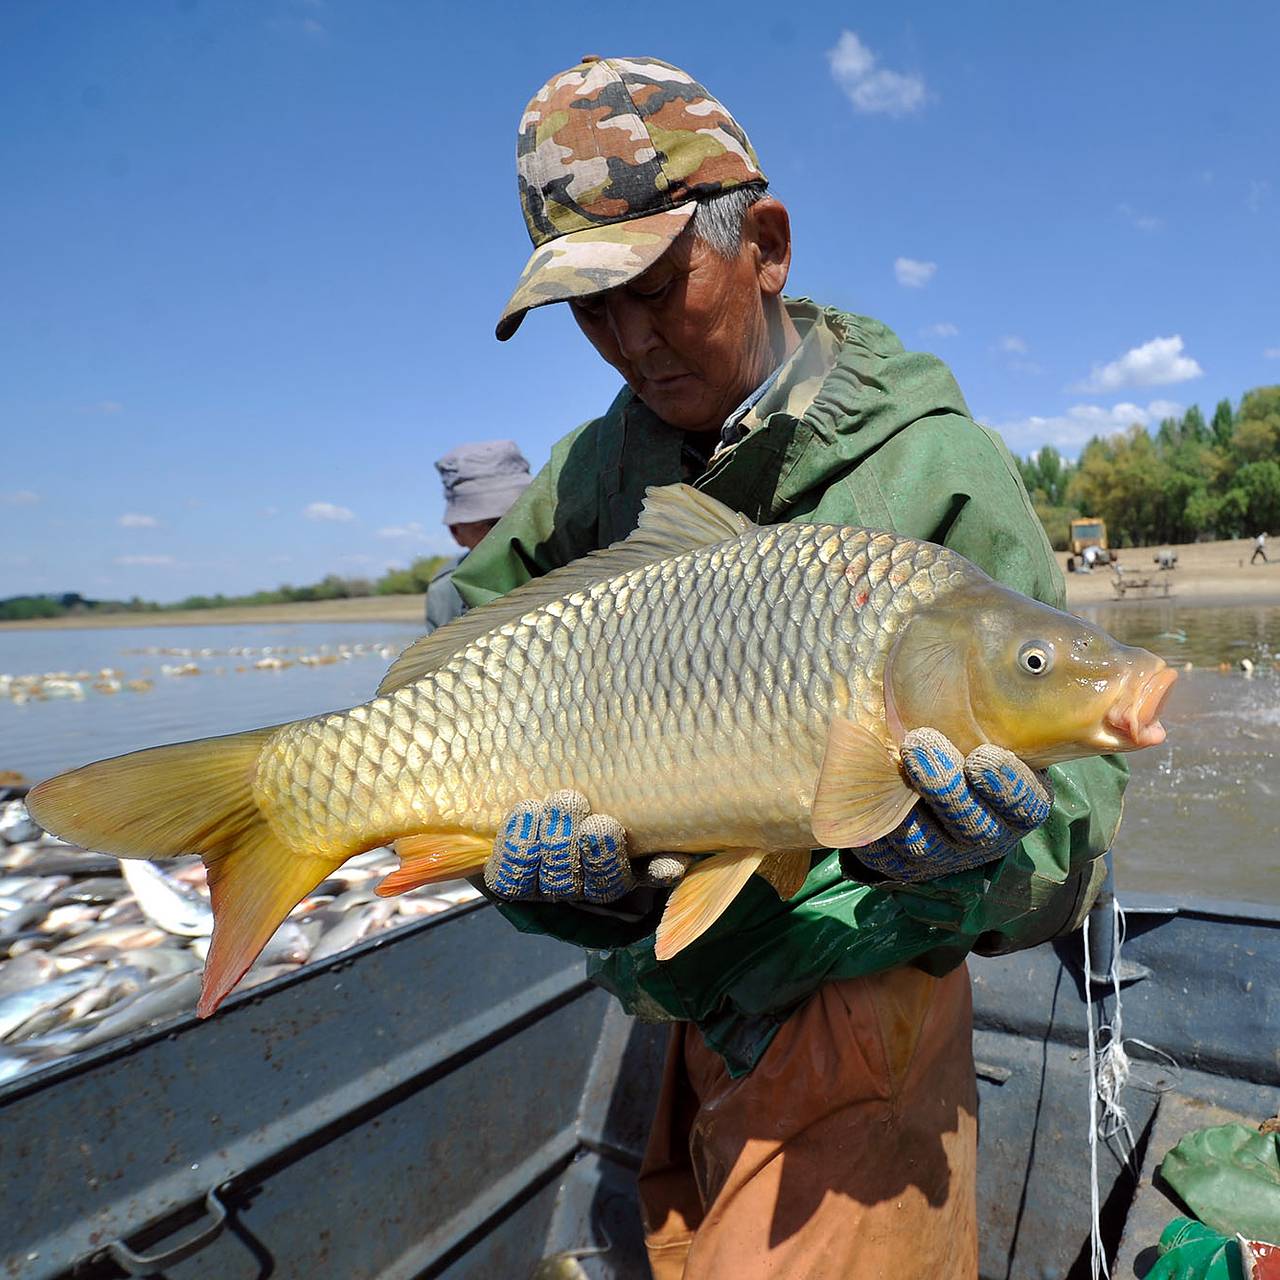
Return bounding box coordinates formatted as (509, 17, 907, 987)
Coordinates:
(1, 605, 1278, 906)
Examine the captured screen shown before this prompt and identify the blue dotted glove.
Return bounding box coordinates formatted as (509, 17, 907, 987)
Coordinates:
(853, 728, 1054, 883)
(484, 790, 690, 905)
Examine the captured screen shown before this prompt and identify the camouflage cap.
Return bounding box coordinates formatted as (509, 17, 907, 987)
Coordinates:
(496, 56, 767, 341)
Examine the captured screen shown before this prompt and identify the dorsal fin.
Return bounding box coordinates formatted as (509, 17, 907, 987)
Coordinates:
(377, 484, 755, 695)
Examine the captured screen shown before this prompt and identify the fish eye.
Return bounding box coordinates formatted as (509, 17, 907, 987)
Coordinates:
(1017, 641, 1054, 676)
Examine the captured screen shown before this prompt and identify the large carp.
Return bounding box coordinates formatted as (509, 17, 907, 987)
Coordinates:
(28, 485, 1175, 1015)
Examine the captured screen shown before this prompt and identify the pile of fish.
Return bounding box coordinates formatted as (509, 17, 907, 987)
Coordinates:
(0, 791, 480, 1085)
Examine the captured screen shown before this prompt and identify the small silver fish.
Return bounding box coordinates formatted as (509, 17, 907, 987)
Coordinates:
(120, 861, 213, 937)
(307, 901, 397, 963)
(0, 970, 101, 1041)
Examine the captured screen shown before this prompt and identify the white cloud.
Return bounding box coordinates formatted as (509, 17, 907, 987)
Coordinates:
(998, 335, 1029, 355)
(990, 398, 1187, 454)
(827, 31, 927, 117)
(1117, 202, 1163, 232)
(261, 506, 279, 518)
(114, 554, 175, 567)
(377, 521, 429, 540)
(305, 501, 355, 522)
(1074, 335, 1204, 393)
(1248, 179, 1270, 214)
(1, 490, 40, 506)
(92, 400, 123, 414)
(118, 512, 158, 528)
(1265, 348, 1280, 360)
(895, 257, 936, 288)
(923, 322, 959, 338)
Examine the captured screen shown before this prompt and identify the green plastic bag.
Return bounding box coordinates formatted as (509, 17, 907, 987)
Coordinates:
(1160, 1125, 1280, 1243)
(1144, 1218, 1244, 1280)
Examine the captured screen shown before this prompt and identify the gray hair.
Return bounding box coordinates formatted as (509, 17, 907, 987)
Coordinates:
(688, 183, 769, 258)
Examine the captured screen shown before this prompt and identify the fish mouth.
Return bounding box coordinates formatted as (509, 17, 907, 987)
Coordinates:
(1104, 664, 1177, 749)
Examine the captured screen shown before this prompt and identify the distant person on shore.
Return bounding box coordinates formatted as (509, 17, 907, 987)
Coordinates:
(424, 440, 532, 633)
(1251, 532, 1268, 564)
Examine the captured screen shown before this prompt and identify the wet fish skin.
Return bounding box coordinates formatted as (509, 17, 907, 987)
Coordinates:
(50, 877, 128, 906)
(1, 846, 120, 877)
(115, 946, 202, 978)
(0, 970, 101, 1040)
(119, 861, 213, 938)
(55, 924, 167, 954)
(0, 875, 68, 903)
(0, 902, 53, 941)
(0, 803, 40, 844)
(256, 922, 311, 967)
(0, 953, 85, 999)
(307, 901, 397, 963)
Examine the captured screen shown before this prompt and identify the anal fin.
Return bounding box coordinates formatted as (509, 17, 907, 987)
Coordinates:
(654, 849, 766, 961)
(811, 717, 918, 848)
(377, 832, 491, 896)
(756, 849, 813, 900)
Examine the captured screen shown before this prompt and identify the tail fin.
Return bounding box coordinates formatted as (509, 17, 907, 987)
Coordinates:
(26, 729, 343, 1017)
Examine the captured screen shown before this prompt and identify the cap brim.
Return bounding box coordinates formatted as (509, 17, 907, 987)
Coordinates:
(495, 203, 697, 341)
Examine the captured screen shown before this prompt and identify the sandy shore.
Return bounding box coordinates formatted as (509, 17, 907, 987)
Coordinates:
(0, 594, 428, 631)
(5, 538, 1280, 632)
(1061, 537, 1280, 608)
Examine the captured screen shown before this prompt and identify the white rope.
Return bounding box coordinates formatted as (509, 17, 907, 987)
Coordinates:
(1083, 912, 1111, 1280)
(1083, 899, 1181, 1280)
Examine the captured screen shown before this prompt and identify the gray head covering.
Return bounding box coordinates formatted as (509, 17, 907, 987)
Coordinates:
(435, 439, 533, 526)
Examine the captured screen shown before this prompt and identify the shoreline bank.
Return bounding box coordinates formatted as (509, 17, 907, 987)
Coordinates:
(0, 594, 428, 632)
(6, 538, 1280, 632)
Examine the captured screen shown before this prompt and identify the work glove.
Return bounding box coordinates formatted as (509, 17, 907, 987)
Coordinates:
(485, 790, 691, 904)
(851, 728, 1054, 883)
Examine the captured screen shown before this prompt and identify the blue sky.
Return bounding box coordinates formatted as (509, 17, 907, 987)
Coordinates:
(2, 1, 1277, 602)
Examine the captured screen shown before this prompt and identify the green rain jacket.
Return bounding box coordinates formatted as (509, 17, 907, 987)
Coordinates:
(454, 301, 1128, 1076)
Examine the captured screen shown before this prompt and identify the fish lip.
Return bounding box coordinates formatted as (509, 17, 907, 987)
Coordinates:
(1104, 665, 1177, 748)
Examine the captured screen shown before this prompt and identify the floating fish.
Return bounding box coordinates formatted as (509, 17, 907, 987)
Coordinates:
(27, 485, 1176, 1016)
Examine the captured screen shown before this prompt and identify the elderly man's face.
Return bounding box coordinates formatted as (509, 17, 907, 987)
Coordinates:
(569, 198, 794, 434)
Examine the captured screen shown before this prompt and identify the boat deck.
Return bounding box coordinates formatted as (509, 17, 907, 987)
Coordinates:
(1, 894, 1276, 1279)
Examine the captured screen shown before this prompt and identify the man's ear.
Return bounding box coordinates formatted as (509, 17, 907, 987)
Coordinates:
(748, 197, 793, 298)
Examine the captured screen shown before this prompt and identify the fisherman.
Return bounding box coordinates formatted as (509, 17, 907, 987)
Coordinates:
(423, 440, 533, 633)
(453, 57, 1128, 1279)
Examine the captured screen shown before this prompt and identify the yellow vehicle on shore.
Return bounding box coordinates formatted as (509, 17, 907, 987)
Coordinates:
(1067, 517, 1114, 570)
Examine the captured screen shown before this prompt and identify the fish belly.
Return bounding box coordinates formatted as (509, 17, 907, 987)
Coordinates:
(258, 524, 959, 858)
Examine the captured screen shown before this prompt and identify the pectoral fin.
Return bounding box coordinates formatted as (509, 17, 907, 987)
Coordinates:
(757, 849, 813, 900)
(811, 717, 918, 848)
(654, 849, 767, 961)
(376, 832, 491, 896)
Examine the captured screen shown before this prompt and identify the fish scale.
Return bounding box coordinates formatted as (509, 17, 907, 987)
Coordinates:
(254, 525, 961, 861)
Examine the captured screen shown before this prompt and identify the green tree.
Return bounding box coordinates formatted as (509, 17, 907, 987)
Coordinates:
(1236, 460, 1280, 533)
(1179, 404, 1208, 445)
(1232, 387, 1280, 462)
(375, 555, 448, 595)
(1211, 398, 1236, 450)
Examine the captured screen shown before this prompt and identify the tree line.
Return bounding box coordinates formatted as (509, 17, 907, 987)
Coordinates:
(0, 555, 449, 622)
(1018, 385, 1280, 550)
